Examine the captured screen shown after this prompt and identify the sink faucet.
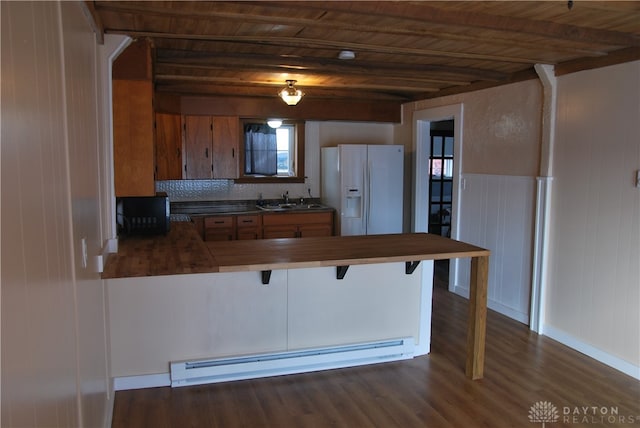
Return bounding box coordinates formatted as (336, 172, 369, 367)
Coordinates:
(282, 191, 289, 204)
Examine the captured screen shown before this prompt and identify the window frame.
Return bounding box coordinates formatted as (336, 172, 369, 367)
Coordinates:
(236, 119, 305, 183)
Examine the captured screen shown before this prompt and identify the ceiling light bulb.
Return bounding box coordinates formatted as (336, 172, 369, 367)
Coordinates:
(279, 80, 304, 105)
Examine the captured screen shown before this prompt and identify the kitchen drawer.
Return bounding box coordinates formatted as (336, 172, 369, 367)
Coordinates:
(204, 216, 234, 228)
(236, 215, 261, 227)
(204, 215, 235, 241)
(236, 214, 262, 240)
(262, 212, 332, 226)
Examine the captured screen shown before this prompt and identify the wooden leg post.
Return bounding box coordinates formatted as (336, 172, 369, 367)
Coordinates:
(466, 255, 488, 380)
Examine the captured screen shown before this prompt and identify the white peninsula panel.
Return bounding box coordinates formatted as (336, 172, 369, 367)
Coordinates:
(108, 271, 288, 377)
(287, 263, 425, 350)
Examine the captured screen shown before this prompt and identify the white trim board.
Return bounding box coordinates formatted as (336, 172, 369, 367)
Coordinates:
(543, 324, 640, 380)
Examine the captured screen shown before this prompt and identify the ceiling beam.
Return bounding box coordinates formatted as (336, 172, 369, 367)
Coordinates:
(155, 64, 468, 89)
(555, 46, 640, 76)
(155, 50, 507, 82)
(156, 75, 424, 100)
(95, 2, 609, 58)
(106, 30, 544, 65)
(277, 1, 640, 47)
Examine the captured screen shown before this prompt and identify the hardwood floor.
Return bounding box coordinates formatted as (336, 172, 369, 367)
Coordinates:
(112, 274, 640, 427)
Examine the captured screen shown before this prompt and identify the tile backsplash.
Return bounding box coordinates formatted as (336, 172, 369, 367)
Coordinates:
(156, 179, 317, 202)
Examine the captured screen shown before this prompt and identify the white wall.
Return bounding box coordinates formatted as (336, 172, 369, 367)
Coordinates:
(1, 2, 111, 426)
(400, 80, 542, 323)
(544, 61, 640, 377)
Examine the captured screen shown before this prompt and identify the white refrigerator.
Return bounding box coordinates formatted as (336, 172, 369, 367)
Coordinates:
(322, 144, 404, 236)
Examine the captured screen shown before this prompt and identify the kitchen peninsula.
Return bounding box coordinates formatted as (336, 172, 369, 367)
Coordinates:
(103, 222, 489, 389)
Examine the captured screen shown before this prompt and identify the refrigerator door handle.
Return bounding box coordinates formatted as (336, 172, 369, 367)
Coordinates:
(366, 159, 372, 232)
(362, 166, 368, 232)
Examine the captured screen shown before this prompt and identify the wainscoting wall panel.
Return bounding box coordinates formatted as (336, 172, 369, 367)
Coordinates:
(453, 173, 535, 324)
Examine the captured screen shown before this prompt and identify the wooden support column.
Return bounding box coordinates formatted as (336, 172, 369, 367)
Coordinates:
(466, 255, 489, 380)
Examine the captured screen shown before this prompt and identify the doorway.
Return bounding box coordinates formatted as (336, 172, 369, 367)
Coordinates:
(413, 104, 463, 292)
(428, 123, 454, 288)
(428, 123, 454, 238)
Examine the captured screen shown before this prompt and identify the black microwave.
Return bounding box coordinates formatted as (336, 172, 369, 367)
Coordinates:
(116, 193, 170, 236)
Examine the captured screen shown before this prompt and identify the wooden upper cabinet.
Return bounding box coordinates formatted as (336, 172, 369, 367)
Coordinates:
(183, 115, 213, 179)
(155, 113, 183, 180)
(112, 79, 155, 196)
(212, 116, 239, 179)
(112, 39, 155, 196)
(183, 115, 240, 180)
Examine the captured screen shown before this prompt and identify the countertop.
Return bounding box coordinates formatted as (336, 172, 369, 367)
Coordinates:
(171, 199, 334, 217)
(102, 221, 489, 279)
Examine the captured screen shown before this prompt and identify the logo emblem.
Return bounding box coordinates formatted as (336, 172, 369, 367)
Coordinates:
(529, 401, 559, 427)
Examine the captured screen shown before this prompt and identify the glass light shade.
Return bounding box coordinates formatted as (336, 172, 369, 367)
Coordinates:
(267, 119, 282, 128)
(279, 80, 304, 106)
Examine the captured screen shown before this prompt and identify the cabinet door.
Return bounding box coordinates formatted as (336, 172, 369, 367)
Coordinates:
(113, 80, 155, 196)
(184, 116, 213, 179)
(262, 212, 334, 238)
(298, 223, 333, 238)
(155, 113, 183, 180)
(263, 225, 298, 239)
(212, 116, 239, 179)
(204, 216, 235, 241)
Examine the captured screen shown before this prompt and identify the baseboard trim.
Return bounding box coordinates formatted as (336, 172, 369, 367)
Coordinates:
(113, 373, 171, 391)
(543, 324, 640, 380)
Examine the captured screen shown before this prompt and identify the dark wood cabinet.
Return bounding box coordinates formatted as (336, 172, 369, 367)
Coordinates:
(212, 116, 239, 179)
(262, 212, 333, 239)
(236, 215, 262, 240)
(199, 211, 333, 241)
(204, 216, 235, 241)
(182, 115, 239, 180)
(184, 116, 213, 179)
(155, 113, 183, 180)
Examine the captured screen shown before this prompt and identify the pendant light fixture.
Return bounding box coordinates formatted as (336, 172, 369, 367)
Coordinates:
(279, 80, 304, 106)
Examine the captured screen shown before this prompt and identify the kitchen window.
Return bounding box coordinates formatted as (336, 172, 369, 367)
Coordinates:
(238, 120, 305, 183)
(276, 125, 295, 176)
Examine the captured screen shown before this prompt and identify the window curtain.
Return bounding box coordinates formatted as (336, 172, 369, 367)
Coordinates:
(244, 124, 277, 175)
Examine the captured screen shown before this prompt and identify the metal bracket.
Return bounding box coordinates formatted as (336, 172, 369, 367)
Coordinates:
(336, 265, 349, 280)
(261, 270, 272, 285)
(405, 261, 420, 275)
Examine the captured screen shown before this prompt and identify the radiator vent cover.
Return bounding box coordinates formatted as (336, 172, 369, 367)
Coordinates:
(170, 337, 415, 387)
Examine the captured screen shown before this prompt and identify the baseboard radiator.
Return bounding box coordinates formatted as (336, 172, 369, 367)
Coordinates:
(170, 337, 415, 388)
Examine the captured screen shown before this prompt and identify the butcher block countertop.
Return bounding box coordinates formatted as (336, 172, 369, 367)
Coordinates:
(102, 221, 490, 381)
(102, 221, 488, 279)
(208, 231, 489, 272)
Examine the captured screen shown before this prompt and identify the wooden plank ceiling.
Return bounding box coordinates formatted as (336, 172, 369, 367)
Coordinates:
(89, 1, 640, 104)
